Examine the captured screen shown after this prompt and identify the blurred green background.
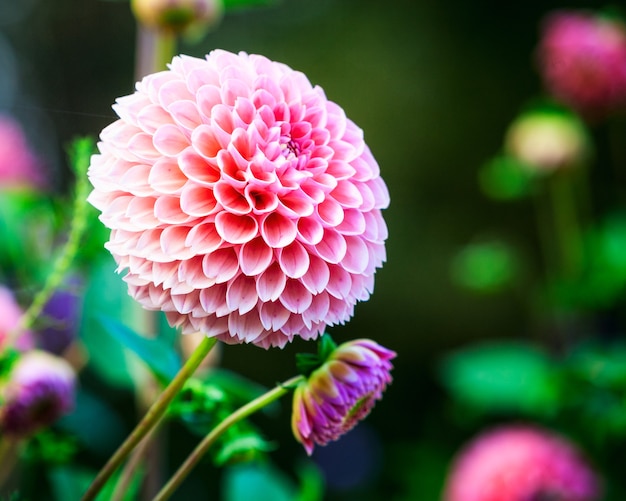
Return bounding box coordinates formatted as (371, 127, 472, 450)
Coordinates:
(3, 0, 626, 499)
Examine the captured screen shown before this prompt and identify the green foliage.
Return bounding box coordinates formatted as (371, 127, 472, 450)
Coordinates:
(170, 372, 277, 466)
(478, 155, 535, 201)
(222, 462, 295, 501)
(439, 340, 561, 417)
(22, 431, 78, 465)
(97, 315, 182, 384)
(295, 333, 337, 376)
(222, 0, 280, 12)
(450, 240, 520, 294)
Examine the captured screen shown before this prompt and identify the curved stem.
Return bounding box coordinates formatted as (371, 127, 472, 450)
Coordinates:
(81, 336, 218, 501)
(11, 139, 93, 343)
(153, 374, 306, 501)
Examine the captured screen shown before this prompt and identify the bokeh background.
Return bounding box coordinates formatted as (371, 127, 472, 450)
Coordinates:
(2, 0, 626, 499)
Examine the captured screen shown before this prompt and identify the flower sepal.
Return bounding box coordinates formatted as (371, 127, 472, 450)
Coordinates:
(295, 334, 338, 377)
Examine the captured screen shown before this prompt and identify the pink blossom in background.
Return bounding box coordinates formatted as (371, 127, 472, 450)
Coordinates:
(443, 425, 601, 501)
(88, 49, 389, 348)
(0, 115, 46, 190)
(537, 11, 626, 120)
(291, 338, 395, 455)
(0, 286, 34, 352)
(0, 350, 76, 437)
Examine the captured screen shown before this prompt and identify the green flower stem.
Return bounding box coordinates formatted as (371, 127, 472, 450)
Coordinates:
(81, 336, 218, 501)
(152, 374, 306, 501)
(550, 172, 584, 279)
(154, 31, 176, 72)
(0, 437, 19, 488)
(11, 140, 92, 344)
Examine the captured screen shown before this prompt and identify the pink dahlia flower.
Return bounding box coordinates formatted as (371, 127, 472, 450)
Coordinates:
(0, 286, 34, 352)
(537, 11, 626, 119)
(0, 350, 76, 437)
(291, 338, 395, 455)
(443, 425, 601, 501)
(0, 115, 45, 190)
(88, 50, 389, 348)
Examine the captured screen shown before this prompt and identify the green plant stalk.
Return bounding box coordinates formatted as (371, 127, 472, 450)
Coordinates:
(550, 172, 584, 280)
(81, 336, 218, 501)
(11, 142, 92, 344)
(153, 374, 306, 501)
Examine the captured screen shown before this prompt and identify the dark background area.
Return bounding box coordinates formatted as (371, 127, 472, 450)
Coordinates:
(1, 0, 623, 498)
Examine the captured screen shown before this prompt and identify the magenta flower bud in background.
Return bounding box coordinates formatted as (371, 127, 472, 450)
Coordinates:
(0, 350, 76, 437)
(537, 10, 626, 120)
(0, 286, 34, 352)
(0, 114, 46, 191)
(291, 338, 395, 456)
(443, 425, 601, 501)
(88, 50, 389, 348)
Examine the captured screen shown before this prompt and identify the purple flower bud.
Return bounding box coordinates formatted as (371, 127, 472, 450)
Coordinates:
(291, 338, 395, 455)
(1, 350, 76, 437)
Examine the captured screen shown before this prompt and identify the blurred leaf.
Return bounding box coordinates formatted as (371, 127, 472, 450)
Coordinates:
(223, 0, 280, 12)
(223, 462, 296, 501)
(439, 340, 560, 416)
(564, 342, 626, 389)
(478, 155, 534, 201)
(48, 465, 141, 501)
(97, 315, 181, 384)
(215, 431, 276, 466)
(293, 461, 325, 501)
(0, 187, 58, 284)
(450, 240, 520, 294)
(23, 430, 78, 465)
(57, 388, 127, 457)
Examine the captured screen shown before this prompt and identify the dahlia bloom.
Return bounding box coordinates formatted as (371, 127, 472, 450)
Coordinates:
(0, 286, 33, 352)
(443, 425, 601, 501)
(291, 338, 395, 455)
(0, 350, 76, 437)
(537, 10, 626, 119)
(0, 115, 45, 190)
(88, 50, 389, 348)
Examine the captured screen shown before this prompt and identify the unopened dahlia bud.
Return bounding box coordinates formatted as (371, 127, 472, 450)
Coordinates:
(537, 10, 626, 119)
(443, 425, 601, 501)
(131, 0, 223, 35)
(505, 109, 590, 173)
(291, 337, 395, 455)
(88, 50, 389, 349)
(0, 350, 76, 437)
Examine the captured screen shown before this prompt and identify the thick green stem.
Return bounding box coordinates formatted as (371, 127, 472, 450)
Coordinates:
(81, 336, 217, 501)
(152, 374, 306, 501)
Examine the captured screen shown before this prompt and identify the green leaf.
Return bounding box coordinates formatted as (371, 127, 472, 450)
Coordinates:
(97, 315, 181, 383)
(223, 0, 281, 12)
(439, 340, 560, 416)
(215, 432, 276, 466)
(478, 155, 534, 201)
(450, 240, 520, 294)
(223, 462, 296, 501)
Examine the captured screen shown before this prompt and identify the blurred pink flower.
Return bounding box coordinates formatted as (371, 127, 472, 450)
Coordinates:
(0, 286, 34, 352)
(443, 425, 601, 501)
(537, 11, 626, 119)
(291, 338, 395, 455)
(0, 350, 76, 437)
(88, 50, 389, 348)
(0, 115, 45, 190)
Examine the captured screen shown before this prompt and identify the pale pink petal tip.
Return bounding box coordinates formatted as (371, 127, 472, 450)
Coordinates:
(88, 49, 389, 348)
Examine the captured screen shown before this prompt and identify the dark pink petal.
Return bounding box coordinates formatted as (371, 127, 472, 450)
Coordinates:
(215, 212, 258, 244)
(256, 262, 287, 302)
(277, 240, 310, 279)
(239, 237, 274, 276)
